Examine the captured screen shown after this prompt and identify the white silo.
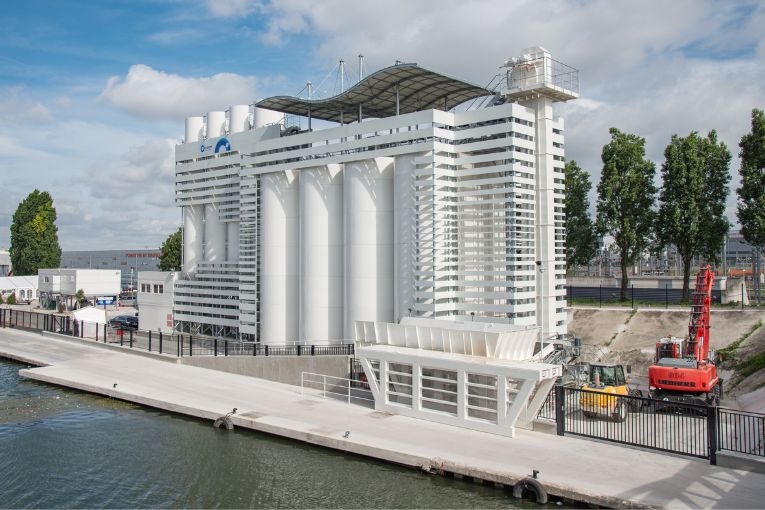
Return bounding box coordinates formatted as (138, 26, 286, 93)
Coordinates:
(204, 204, 225, 262)
(299, 164, 344, 345)
(260, 170, 300, 345)
(226, 221, 239, 262)
(182, 205, 204, 273)
(185, 116, 204, 143)
(343, 157, 395, 340)
(229, 105, 250, 134)
(252, 107, 283, 129)
(394, 154, 418, 321)
(207, 111, 226, 138)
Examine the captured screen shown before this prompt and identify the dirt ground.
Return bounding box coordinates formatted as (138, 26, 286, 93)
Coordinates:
(569, 308, 765, 412)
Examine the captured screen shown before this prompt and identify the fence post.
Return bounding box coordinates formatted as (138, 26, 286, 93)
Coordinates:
(665, 284, 669, 309)
(214, 338, 218, 356)
(177, 335, 181, 357)
(189, 336, 193, 356)
(159, 332, 163, 354)
(555, 385, 565, 436)
(297, 344, 301, 356)
(103, 324, 107, 342)
(120, 331, 124, 346)
(95, 321, 99, 342)
(265, 345, 269, 357)
(599, 285, 602, 308)
(707, 406, 718, 465)
(129, 329, 133, 348)
(148, 331, 152, 352)
(742, 283, 745, 311)
(631, 284, 635, 310)
(81, 320, 84, 338)
(224, 340, 228, 356)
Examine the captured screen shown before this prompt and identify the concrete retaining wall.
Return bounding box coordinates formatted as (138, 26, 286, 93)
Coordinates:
(179, 355, 351, 386)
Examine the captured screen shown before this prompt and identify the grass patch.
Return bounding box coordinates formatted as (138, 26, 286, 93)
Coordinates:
(719, 320, 762, 359)
(737, 349, 765, 379)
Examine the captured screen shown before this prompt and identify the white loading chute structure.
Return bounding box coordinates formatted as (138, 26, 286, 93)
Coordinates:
(355, 318, 561, 437)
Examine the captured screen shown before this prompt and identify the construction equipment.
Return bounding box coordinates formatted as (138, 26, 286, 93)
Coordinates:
(577, 362, 641, 422)
(648, 265, 722, 406)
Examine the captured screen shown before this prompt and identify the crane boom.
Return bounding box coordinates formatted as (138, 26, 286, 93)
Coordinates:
(648, 265, 720, 405)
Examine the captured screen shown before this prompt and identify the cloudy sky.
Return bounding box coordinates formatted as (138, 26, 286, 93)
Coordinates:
(1, 0, 763, 250)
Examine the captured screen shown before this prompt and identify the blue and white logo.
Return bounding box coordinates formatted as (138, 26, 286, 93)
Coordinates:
(200, 137, 231, 154)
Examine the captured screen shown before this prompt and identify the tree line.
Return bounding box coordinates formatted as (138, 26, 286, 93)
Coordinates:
(566, 108, 765, 301)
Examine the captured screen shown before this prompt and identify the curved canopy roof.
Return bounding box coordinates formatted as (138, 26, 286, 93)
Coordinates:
(255, 63, 494, 123)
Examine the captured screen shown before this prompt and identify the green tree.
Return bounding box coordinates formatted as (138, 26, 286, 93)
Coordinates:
(596, 128, 657, 301)
(6, 293, 16, 305)
(564, 160, 597, 271)
(75, 288, 85, 309)
(159, 228, 182, 271)
(737, 109, 765, 249)
(9, 190, 61, 275)
(656, 131, 731, 300)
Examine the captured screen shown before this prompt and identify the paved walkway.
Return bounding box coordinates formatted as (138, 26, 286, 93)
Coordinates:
(1, 328, 764, 508)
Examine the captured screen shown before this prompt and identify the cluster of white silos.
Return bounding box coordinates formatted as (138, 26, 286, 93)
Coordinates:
(182, 105, 282, 273)
(257, 157, 399, 345)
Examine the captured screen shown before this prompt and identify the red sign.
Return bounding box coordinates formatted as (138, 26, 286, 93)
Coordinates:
(166, 313, 173, 327)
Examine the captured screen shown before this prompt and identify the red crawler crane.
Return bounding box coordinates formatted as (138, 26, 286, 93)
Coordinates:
(648, 265, 722, 406)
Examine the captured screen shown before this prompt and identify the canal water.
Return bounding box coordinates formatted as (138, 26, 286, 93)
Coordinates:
(0, 359, 536, 508)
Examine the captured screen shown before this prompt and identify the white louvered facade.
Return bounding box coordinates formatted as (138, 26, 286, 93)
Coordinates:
(172, 47, 577, 343)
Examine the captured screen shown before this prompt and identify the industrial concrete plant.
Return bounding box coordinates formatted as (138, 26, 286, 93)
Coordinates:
(172, 46, 578, 345)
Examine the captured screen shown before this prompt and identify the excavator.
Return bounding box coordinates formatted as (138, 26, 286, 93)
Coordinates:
(648, 265, 722, 407)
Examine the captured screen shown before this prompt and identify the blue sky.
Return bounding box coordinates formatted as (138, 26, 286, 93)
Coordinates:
(1, 0, 764, 250)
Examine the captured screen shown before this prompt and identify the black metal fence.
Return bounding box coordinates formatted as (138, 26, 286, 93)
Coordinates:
(718, 407, 765, 458)
(538, 386, 764, 464)
(0, 308, 354, 358)
(566, 284, 724, 307)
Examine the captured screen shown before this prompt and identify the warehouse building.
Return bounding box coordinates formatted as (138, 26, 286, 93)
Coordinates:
(174, 46, 577, 344)
(61, 249, 160, 291)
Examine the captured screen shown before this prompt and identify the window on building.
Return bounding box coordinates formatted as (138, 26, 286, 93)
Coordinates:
(153, 284, 160, 293)
(158, 284, 164, 294)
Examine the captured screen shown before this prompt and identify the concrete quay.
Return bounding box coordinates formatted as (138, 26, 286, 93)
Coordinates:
(1, 328, 764, 509)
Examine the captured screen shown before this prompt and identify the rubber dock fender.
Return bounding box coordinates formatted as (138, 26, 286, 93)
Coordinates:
(512, 476, 548, 504)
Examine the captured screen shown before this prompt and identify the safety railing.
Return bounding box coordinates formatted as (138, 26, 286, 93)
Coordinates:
(0, 308, 354, 358)
(718, 407, 765, 457)
(300, 372, 374, 408)
(538, 385, 765, 464)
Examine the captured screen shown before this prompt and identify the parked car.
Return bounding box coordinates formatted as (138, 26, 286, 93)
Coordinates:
(109, 315, 138, 330)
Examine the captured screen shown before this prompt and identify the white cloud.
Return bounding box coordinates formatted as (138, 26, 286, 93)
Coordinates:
(249, 0, 764, 226)
(100, 64, 258, 120)
(204, 0, 259, 18)
(81, 138, 176, 209)
(0, 86, 53, 124)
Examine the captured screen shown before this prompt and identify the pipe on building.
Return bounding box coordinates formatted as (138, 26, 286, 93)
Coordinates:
(229, 105, 250, 134)
(204, 204, 225, 263)
(182, 205, 204, 273)
(185, 117, 204, 143)
(207, 111, 226, 138)
(252, 107, 283, 129)
(260, 170, 300, 345)
(299, 165, 344, 345)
